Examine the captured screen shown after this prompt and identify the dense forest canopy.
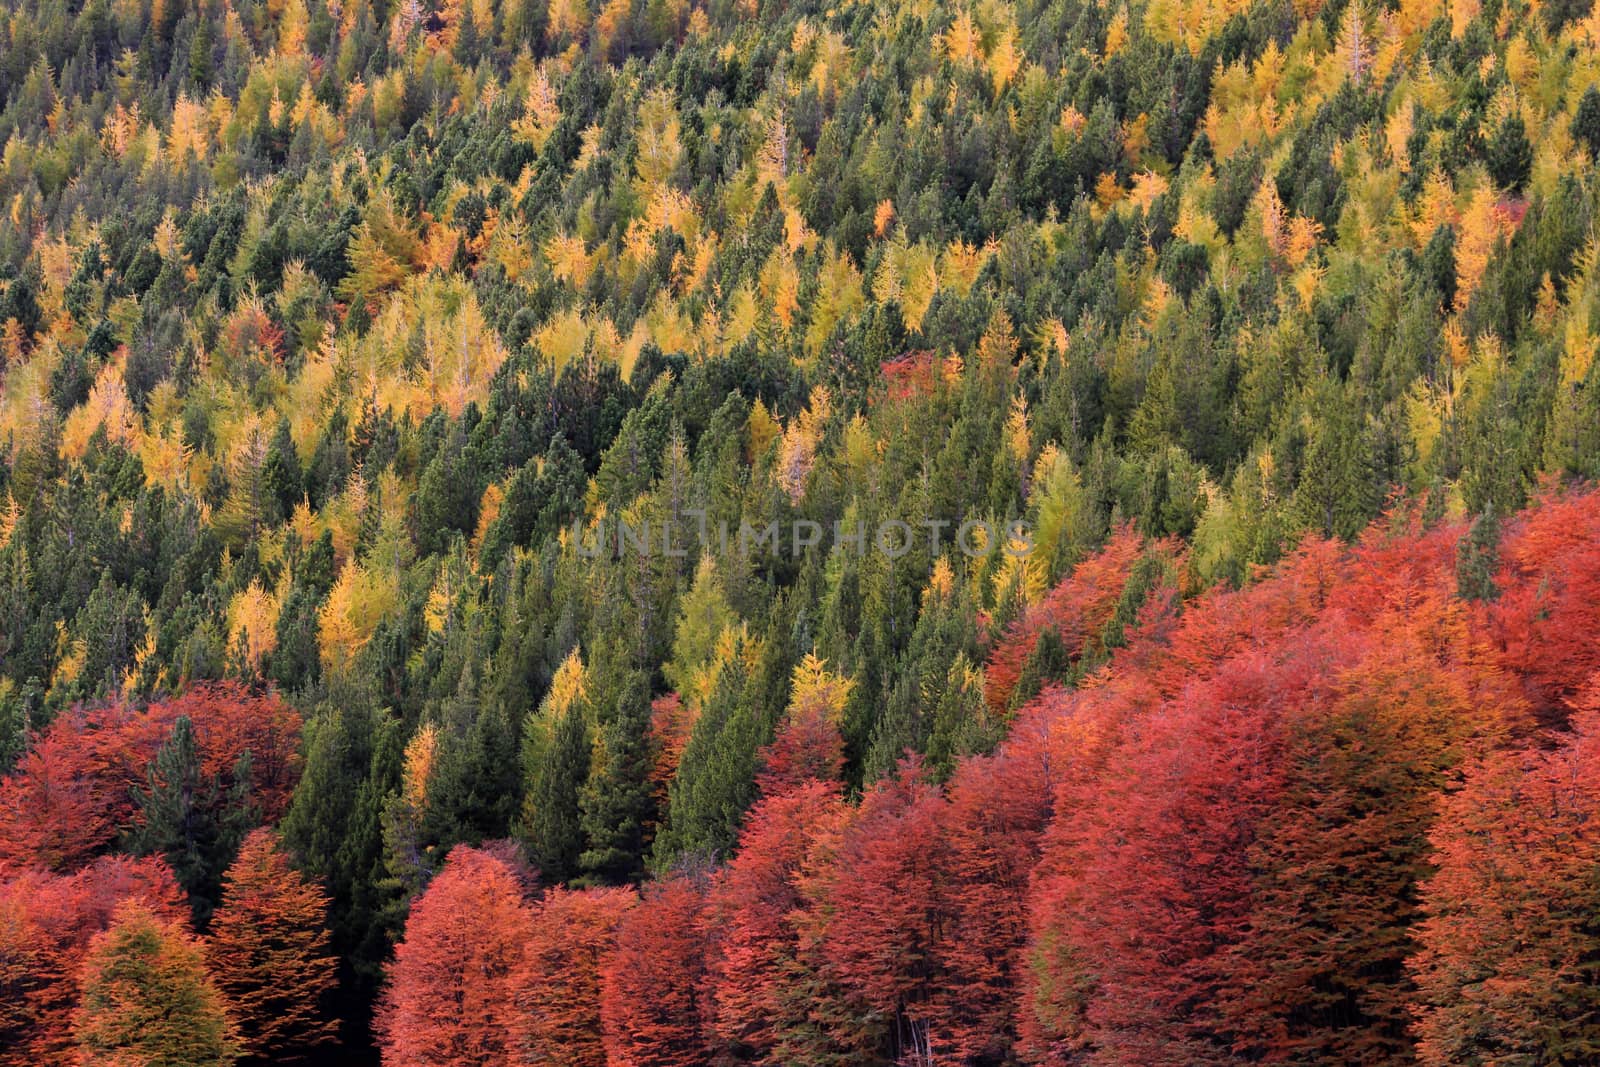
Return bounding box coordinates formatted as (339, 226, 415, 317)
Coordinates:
(2, 0, 1600, 1058)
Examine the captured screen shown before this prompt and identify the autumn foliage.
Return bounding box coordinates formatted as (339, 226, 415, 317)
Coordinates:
(352, 491, 1600, 1064)
(512, 886, 635, 1066)
(600, 875, 711, 1067)
(0, 684, 302, 872)
(7, 0, 1600, 1048)
(0, 684, 313, 1065)
(1409, 675, 1600, 1066)
(72, 901, 236, 1066)
(0, 856, 187, 1065)
(375, 846, 533, 1066)
(206, 829, 339, 1061)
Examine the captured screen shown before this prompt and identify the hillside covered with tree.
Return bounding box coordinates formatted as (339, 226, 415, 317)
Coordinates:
(3, 0, 1600, 1058)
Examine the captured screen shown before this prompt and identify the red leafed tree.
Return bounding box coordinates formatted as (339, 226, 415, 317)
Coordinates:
(703, 779, 862, 1064)
(1137, 535, 1346, 699)
(0, 732, 117, 871)
(0, 684, 302, 871)
(880, 350, 940, 401)
(1020, 525, 1532, 1066)
(935, 687, 1105, 1065)
(1485, 488, 1600, 715)
(814, 760, 953, 1065)
(601, 875, 711, 1067)
(206, 829, 339, 1062)
(0, 856, 186, 1065)
(375, 846, 532, 1067)
(70, 856, 189, 927)
(754, 704, 845, 796)
(512, 886, 635, 1066)
(1211, 595, 1524, 1063)
(648, 692, 693, 806)
(1023, 626, 1338, 1064)
(1409, 676, 1600, 1066)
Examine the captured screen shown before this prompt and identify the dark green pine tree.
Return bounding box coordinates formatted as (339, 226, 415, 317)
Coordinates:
(479, 435, 587, 570)
(127, 715, 258, 926)
(863, 671, 922, 785)
(578, 670, 658, 884)
(0, 675, 40, 777)
(651, 654, 757, 869)
(1486, 113, 1533, 193)
(522, 695, 591, 883)
(281, 694, 405, 994)
(1008, 626, 1072, 711)
(1573, 87, 1600, 161)
(259, 418, 303, 526)
(1455, 508, 1501, 602)
(270, 532, 336, 693)
(650, 592, 800, 870)
(413, 425, 480, 557)
(73, 569, 146, 702)
(188, 13, 214, 89)
(1294, 384, 1380, 540)
(422, 677, 522, 853)
(924, 654, 1000, 780)
(452, 0, 481, 64)
(862, 572, 984, 782)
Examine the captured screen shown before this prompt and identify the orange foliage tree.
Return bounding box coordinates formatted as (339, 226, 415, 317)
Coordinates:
(702, 780, 862, 1063)
(72, 901, 236, 1066)
(982, 527, 1149, 712)
(813, 762, 953, 1064)
(206, 829, 339, 1062)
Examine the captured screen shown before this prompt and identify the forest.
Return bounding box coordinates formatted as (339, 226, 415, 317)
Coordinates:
(2, 0, 1600, 1059)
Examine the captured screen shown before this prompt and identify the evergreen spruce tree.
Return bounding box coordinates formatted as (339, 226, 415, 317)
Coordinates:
(578, 671, 658, 884)
(1486, 114, 1533, 193)
(523, 696, 591, 882)
(652, 654, 759, 868)
(259, 419, 302, 526)
(1573, 87, 1600, 161)
(127, 716, 257, 926)
(1455, 508, 1502, 602)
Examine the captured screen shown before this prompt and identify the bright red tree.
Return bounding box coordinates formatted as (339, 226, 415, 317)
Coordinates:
(0, 731, 119, 872)
(813, 761, 953, 1064)
(983, 527, 1148, 712)
(1410, 676, 1600, 1066)
(1020, 515, 1531, 1065)
(1213, 595, 1522, 1062)
(375, 846, 532, 1067)
(702, 779, 862, 1064)
(512, 885, 635, 1066)
(1485, 488, 1600, 715)
(755, 655, 851, 796)
(600, 874, 711, 1067)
